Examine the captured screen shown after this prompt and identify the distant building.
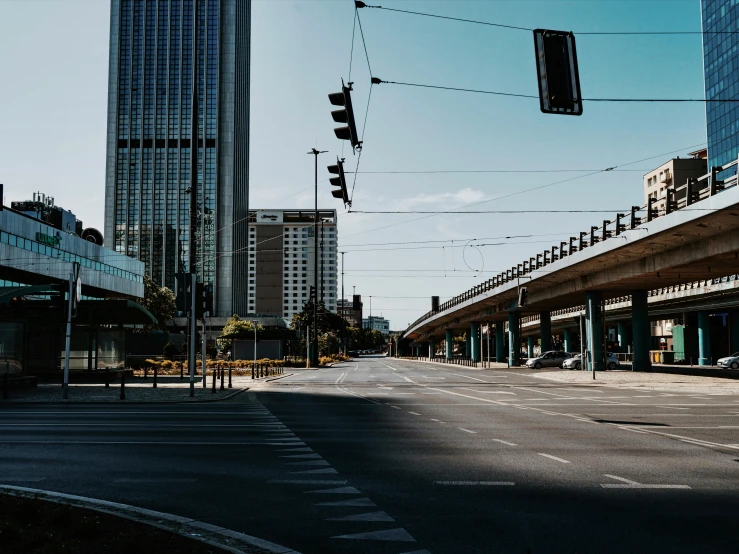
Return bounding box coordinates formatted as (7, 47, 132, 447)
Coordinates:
(247, 209, 338, 323)
(338, 298, 362, 327)
(643, 152, 707, 214)
(363, 316, 390, 335)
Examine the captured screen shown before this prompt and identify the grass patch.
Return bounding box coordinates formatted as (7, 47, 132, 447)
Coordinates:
(0, 494, 226, 553)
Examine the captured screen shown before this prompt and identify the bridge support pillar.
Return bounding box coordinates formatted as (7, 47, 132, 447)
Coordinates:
(698, 310, 712, 366)
(465, 333, 471, 358)
(508, 312, 521, 367)
(540, 312, 552, 352)
(445, 329, 453, 360)
(495, 323, 505, 363)
(618, 321, 632, 352)
(429, 337, 435, 359)
(632, 290, 651, 372)
(563, 328, 573, 353)
(527, 336, 535, 358)
(585, 291, 604, 371)
(470, 323, 480, 362)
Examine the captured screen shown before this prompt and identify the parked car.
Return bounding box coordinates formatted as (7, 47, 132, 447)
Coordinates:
(563, 352, 620, 370)
(717, 352, 739, 369)
(525, 350, 570, 369)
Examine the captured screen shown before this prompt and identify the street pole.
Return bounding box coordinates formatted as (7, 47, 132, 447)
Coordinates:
(188, 1, 199, 398)
(320, 219, 325, 304)
(253, 320, 258, 375)
(579, 312, 584, 371)
(62, 266, 75, 400)
(202, 312, 207, 388)
(189, 274, 196, 396)
(341, 251, 345, 354)
(308, 148, 327, 367)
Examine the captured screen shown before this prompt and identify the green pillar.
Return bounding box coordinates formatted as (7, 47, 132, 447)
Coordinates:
(429, 337, 435, 359)
(527, 336, 535, 358)
(540, 311, 552, 352)
(632, 290, 651, 371)
(470, 323, 480, 362)
(445, 329, 453, 360)
(465, 333, 471, 358)
(508, 311, 520, 367)
(698, 311, 712, 366)
(495, 323, 505, 363)
(730, 312, 739, 354)
(563, 328, 573, 353)
(617, 321, 632, 352)
(585, 291, 604, 371)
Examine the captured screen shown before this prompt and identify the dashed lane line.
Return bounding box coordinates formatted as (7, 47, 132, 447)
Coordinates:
(458, 427, 477, 434)
(537, 453, 571, 464)
(601, 474, 690, 489)
(408, 411, 421, 416)
(492, 439, 517, 446)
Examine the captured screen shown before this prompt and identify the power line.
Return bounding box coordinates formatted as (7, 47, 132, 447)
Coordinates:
(341, 232, 582, 247)
(348, 169, 650, 174)
(349, 209, 632, 214)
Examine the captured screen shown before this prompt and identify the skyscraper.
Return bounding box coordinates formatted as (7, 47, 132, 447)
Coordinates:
(702, 0, 739, 179)
(104, 0, 250, 317)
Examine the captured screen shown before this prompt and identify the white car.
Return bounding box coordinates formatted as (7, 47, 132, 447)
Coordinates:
(717, 352, 739, 369)
(563, 353, 620, 370)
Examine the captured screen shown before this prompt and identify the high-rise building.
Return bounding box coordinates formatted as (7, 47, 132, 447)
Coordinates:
(702, 0, 739, 179)
(363, 316, 390, 335)
(103, 0, 251, 317)
(247, 209, 338, 322)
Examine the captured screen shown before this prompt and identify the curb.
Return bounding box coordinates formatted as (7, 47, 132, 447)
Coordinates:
(264, 373, 294, 382)
(1, 387, 248, 405)
(0, 485, 300, 554)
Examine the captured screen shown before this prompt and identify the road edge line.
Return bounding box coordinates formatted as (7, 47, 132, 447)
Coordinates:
(0, 485, 300, 554)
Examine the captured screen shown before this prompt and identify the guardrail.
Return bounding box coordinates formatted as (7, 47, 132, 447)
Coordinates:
(404, 159, 739, 336)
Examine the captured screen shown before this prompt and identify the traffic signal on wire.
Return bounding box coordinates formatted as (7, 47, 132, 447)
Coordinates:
(327, 157, 350, 206)
(329, 80, 361, 150)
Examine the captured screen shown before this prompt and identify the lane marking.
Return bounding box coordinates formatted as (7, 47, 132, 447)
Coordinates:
(269, 479, 347, 485)
(390, 406, 401, 410)
(332, 528, 416, 542)
(434, 481, 514, 486)
(328, 511, 395, 522)
(492, 439, 517, 446)
(429, 418, 442, 422)
(537, 453, 571, 464)
(448, 373, 490, 382)
(459, 388, 517, 395)
(458, 427, 477, 434)
(601, 474, 690, 489)
(408, 411, 421, 416)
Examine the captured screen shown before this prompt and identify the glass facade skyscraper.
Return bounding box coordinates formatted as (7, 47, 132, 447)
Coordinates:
(104, 0, 251, 317)
(702, 0, 739, 178)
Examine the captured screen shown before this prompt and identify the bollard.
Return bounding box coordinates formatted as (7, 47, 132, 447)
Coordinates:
(153, 366, 157, 388)
(220, 367, 225, 391)
(251, 363, 255, 380)
(212, 365, 217, 393)
(105, 369, 110, 388)
(120, 372, 126, 400)
(228, 367, 232, 388)
(180, 361, 184, 380)
(144, 366, 148, 379)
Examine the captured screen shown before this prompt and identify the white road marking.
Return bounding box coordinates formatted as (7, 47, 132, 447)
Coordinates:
(434, 481, 514, 486)
(305, 486, 360, 494)
(408, 411, 421, 416)
(328, 511, 395, 522)
(430, 418, 442, 422)
(601, 474, 690, 489)
(492, 439, 517, 446)
(317, 497, 376, 507)
(460, 388, 516, 395)
(458, 427, 477, 434)
(449, 373, 490, 382)
(332, 528, 416, 542)
(114, 478, 197, 483)
(537, 453, 571, 464)
(267, 479, 347, 485)
(390, 405, 401, 410)
(661, 406, 690, 410)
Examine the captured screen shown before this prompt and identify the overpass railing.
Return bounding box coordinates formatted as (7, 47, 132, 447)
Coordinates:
(404, 158, 739, 336)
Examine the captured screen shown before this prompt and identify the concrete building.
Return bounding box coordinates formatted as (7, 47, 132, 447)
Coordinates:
(703, 0, 739, 180)
(247, 209, 338, 323)
(103, 0, 251, 317)
(643, 153, 707, 214)
(363, 316, 390, 335)
(337, 298, 362, 328)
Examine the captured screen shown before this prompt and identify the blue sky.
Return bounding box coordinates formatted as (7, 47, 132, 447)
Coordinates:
(0, 0, 708, 328)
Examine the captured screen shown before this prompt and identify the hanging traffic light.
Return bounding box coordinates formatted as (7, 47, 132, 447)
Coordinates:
(533, 29, 583, 116)
(327, 157, 351, 206)
(517, 286, 528, 308)
(329, 80, 361, 150)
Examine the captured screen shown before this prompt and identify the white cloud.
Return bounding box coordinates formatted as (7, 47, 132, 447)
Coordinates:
(406, 188, 485, 206)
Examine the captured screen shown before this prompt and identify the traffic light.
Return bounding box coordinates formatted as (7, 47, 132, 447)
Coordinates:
(353, 294, 362, 310)
(647, 197, 658, 222)
(329, 80, 361, 150)
(517, 286, 528, 308)
(615, 213, 626, 235)
(431, 296, 440, 312)
(533, 29, 583, 116)
(631, 206, 642, 229)
(194, 282, 213, 318)
(175, 272, 190, 313)
(327, 157, 351, 206)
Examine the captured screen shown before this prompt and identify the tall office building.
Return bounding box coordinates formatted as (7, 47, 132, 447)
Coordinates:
(103, 0, 251, 317)
(247, 209, 338, 322)
(702, 0, 739, 178)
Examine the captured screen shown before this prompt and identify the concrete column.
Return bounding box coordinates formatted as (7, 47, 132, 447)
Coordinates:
(698, 310, 712, 366)
(445, 329, 453, 360)
(470, 323, 480, 362)
(540, 311, 552, 352)
(508, 311, 521, 367)
(730, 312, 739, 354)
(563, 328, 573, 353)
(632, 290, 651, 372)
(429, 337, 435, 359)
(527, 336, 535, 358)
(585, 291, 604, 371)
(465, 334, 471, 358)
(617, 321, 632, 352)
(495, 323, 505, 363)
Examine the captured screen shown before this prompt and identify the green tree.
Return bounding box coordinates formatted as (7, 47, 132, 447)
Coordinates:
(218, 314, 263, 351)
(139, 274, 176, 332)
(290, 300, 347, 336)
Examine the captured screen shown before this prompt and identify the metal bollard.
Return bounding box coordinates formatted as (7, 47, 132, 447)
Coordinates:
(120, 372, 126, 400)
(228, 367, 232, 388)
(105, 369, 110, 388)
(144, 366, 148, 379)
(180, 361, 184, 380)
(251, 363, 255, 380)
(153, 366, 157, 388)
(220, 367, 225, 390)
(212, 365, 217, 393)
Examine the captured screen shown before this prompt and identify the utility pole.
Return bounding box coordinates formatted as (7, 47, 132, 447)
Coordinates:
(308, 148, 327, 367)
(320, 219, 325, 304)
(341, 251, 345, 354)
(188, 0, 199, 397)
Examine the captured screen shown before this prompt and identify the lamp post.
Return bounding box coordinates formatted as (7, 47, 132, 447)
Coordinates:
(307, 148, 327, 367)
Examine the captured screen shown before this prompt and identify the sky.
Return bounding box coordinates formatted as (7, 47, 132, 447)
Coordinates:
(0, 0, 709, 329)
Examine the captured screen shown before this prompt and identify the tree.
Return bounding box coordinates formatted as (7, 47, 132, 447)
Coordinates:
(290, 300, 347, 335)
(139, 274, 176, 332)
(218, 314, 263, 351)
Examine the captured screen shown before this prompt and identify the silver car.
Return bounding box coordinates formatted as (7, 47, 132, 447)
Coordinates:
(525, 351, 570, 369)
(563, 353, 620, 370)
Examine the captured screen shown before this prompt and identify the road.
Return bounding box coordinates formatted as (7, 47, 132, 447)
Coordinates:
(2, 356, 739, 553)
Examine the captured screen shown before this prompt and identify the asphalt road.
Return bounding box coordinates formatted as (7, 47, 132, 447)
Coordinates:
(2, 356, 739, 553)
